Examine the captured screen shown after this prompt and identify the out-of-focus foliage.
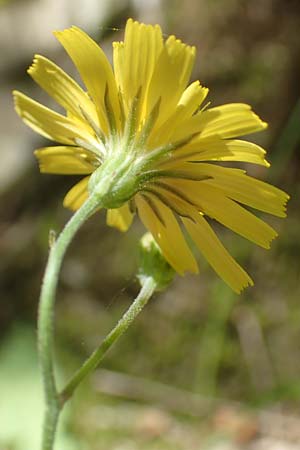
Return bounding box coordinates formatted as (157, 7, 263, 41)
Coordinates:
(0, 0, 300, 449)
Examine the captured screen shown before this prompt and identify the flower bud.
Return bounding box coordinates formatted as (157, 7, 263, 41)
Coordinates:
(137, 232, 175, 291)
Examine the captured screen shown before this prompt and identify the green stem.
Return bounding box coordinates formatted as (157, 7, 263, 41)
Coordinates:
(41, 407, 60, 450)
(37, 157, 159, 449)
(37, 188, 157, 449)
(38, 193, 100, 450)
(60, 276, 157, 403)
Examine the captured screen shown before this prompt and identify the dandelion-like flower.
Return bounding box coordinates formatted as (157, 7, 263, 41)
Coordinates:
(13, 19, 289, 293)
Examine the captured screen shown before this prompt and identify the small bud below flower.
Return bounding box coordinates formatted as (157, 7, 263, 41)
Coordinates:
(137, 232, 175, 291)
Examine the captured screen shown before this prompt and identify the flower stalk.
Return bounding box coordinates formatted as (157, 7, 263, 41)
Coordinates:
(38, 193, 101, 449)
(59, 276, 157, 404)
(37, 165, 161, 449)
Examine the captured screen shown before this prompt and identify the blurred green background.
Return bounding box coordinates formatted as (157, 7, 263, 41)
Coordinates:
(0, 0, 300, 449)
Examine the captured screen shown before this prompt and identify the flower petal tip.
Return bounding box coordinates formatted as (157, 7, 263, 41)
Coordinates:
(12, 90, 22, 114)
(27, 54, 43, 71)
(52, 27, 73, 39)
(236, 277, 254, 294)
(266, 231, 279, 249)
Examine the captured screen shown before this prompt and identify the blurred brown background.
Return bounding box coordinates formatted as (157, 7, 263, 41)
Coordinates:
(0, 0, 300, 449)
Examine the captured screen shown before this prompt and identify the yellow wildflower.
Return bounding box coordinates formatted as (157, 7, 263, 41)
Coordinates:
(13, 19, 289, 293)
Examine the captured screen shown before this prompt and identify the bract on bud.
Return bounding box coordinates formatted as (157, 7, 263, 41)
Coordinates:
(138, 232, 175, 291)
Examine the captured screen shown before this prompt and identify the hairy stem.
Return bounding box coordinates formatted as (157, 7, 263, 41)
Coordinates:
(38, 194, 100, 450)
(37, 193, 157, 449)
(60, 276, 157, 403)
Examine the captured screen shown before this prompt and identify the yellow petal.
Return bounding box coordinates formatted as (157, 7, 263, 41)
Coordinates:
(200, 104, 267, 139)
(63, 176, 90, 211)
(145, 183, 252, 292)
(28, 55, 98, 129)
(148, 183, 199, 220)
(210, 139, 270, 166)
(165, 35, 196, 94)
(135, 194, 198, 275)
(197, 164, 289, 217)
(169, 180, 278, 248)
(183, 215, 253, 293)
(106, 202, 134, 232)
(172, 103, 267, 141)
(163, 138, 269, 167)
(112, 41, 125, 93)
(177, 82, 209, 121)
(160, 162, 288, 217)
(34, 146, 96, 174)
(147, 35, 196, 130)
(150, 81, 209, 147)
(13, 91, 94, 145)
(113, 19, 163, 121)
(54, 26, 120, 134)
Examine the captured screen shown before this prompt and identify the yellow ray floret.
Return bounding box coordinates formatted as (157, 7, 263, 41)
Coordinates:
(106, 203, 134, 232)
(13, 92, 95, 145)
(169, 179, 278, 248)
(146, 36, 196, 129)
(149, 81, 209, 147)
(113, 18, 163, 122)
(63, 176, 90, 211)
(183, 215, 254, 294)
(34, 146, 96, 174)
(54, 26, 121, 135)
(136, 194, 198, 275)
(172, 103, 267, 141)
(28, 55, 98, 127)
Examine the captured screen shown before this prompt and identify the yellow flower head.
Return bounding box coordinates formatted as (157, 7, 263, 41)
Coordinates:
(13, 19, 289, 293)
